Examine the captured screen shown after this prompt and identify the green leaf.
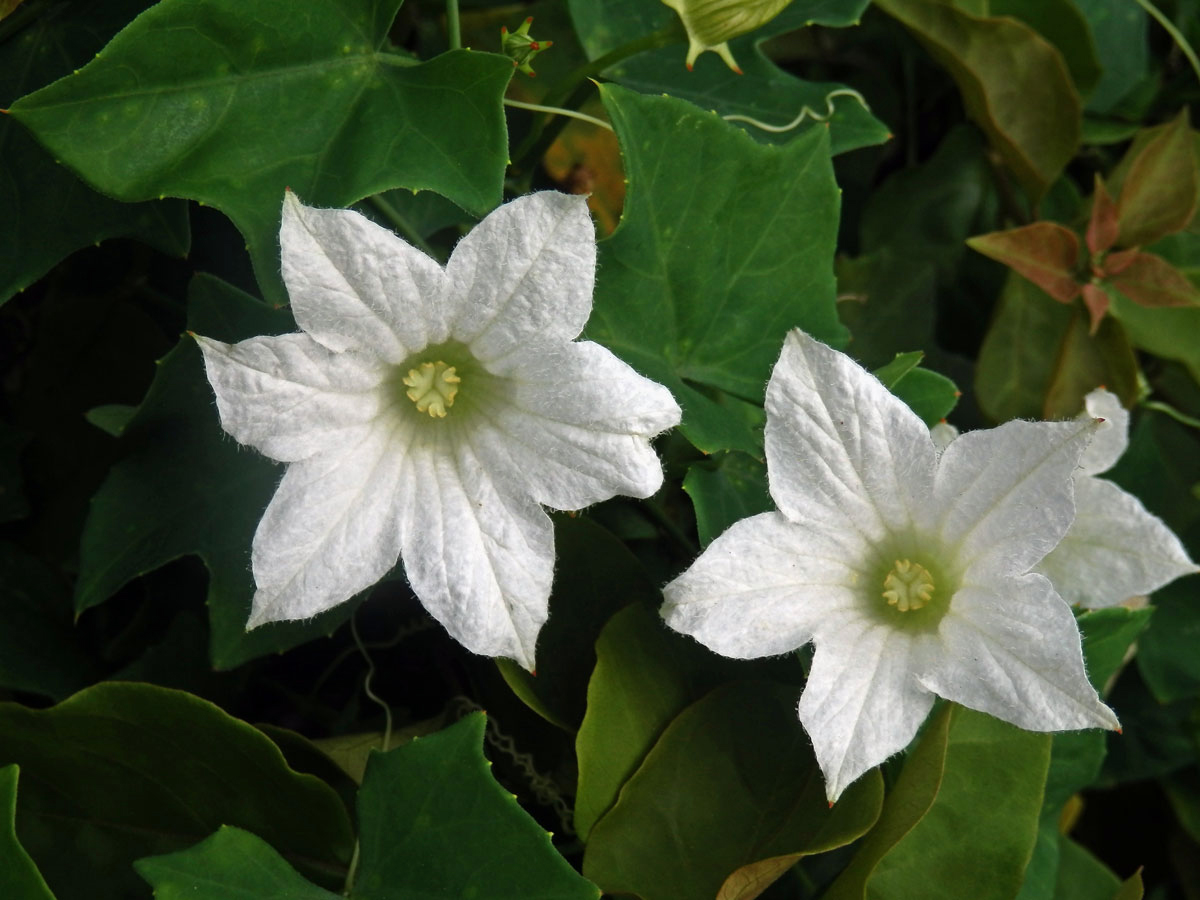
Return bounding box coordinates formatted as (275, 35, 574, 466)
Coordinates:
(1115, 109, 1198, 249)
(83, 403, 136, 438)
(1078, 606, 1155, 692)
(568, 0, 888, 155)
(0, 542, 98, 700)
(966, 222, 1082, 303)
(1135, 578, 1200, 703)
(987, 0, 1102, 98)
(0, 682, 354, 898)
(74, 274, 361, 669)
(683, 451, 771, 548)
(874, 353, 960, 426)
(1042, 308, 1139, 420)
(589, 84, 846, 453)
(136, 826, 340, 900)
(0, 766, 55, 900)
(1074, 0, 1148, 114)
(1108, 282, 1200, 385)
(0, 0, 188, 305)
(497, 515, 660, 730)
(836, 251, 939, 370)
(583, 681, 883, 900)
(10, 0, 513, 304)
(574, 603, 757, 839)
(827, 704, 1052, 900)
(353, 713, 597, 900)
(1053, 836, 1120, 899)
(873, 0, 1080, 199)
(975, 272, 1074, 422)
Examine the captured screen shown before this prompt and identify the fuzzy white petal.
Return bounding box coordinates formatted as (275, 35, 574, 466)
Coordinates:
(921, 574, 1119, 732)
(1078, 388, 1128, 475)
(472, 341, 682, 509)
(1036, 476, 1198, 608)
(662, 512, 868, 659)
(935, 419, 1096, 579)
(397, 433, 554, 671)
(195, 333, 389, 462)
(280, 192, 447, 362)
(446, 192, 595, 365)
(930, 421, 959, 455)
(247, 420, 409, 626)
(800, 618, 937, 803)
(765, 330, 937, 545)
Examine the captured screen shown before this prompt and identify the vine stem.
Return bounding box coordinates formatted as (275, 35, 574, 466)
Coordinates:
(446, 0, 461, 51)
(1134, 0, 1200, 85)
(504, 98, 613, 131)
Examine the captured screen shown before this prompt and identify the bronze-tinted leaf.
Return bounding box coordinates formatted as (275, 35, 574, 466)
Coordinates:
(1116, 109, 1199, 248)
(1110, 252, 1200, 309)
(967, 222, 1082, 302)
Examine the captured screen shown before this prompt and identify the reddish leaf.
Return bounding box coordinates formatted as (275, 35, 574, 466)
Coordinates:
(1086, 174, 1119, 255)
(1102, 248, 1140, 277)
(1117, 108, 1199, 248)
(1081, 283, 1110, 332)
(967, 222, 1082, 302)
(1110, 252, 1200, 309)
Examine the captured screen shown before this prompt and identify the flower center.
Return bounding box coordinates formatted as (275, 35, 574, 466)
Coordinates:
(403, 360, 460, 418)
(881, 559, 935, 612)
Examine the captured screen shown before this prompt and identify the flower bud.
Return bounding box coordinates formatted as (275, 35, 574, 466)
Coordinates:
(661, 0, 794, 72)
(501, 17, 553, 77)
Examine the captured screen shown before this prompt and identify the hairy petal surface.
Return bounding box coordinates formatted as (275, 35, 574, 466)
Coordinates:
(472, 341, 681, 509)
(765, 330, 937, 546)
(1036, 476, 1198, 607)
(662, 511, 868, 659)
(935, 419, 1096, 579)
(1078, 388, 1128, 475)
(397, 431, 554, 671)
(800, 618, 937, 803)
(447, 192, 596, 365)
(922, 574, 1119, 731)
(248, 420, 410, 627)
(280, 192, 448, 362)
(196, 333, 388, 463)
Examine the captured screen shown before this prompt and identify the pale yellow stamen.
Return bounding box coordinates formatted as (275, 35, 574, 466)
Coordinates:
(882, 559, 935, 612)
(403, 361, 460, 418)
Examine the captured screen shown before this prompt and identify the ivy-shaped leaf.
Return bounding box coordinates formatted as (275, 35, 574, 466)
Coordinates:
(74, 274, 361, 668)
(588, 84, 846, 453)
(0, 0, 188, 305)
(10, 0, 512, 303)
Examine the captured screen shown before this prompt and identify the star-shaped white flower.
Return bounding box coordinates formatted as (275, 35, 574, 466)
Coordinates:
(195, 191, 681, 670)
(661, 330, 1119, 802)
(1035, 388, 1197, 608)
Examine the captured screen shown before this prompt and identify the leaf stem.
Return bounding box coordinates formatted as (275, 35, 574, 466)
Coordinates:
(1134, 0, 1200, 86)
(446, 0, 461, 51)
(503, 98, 613, 131)
(365, 193, 439, 259)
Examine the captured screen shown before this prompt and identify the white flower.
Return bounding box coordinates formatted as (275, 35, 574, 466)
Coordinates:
(195, 191, 681, 670)
(661, 330, 1118, 802)
(1035, 388, 1197, 608)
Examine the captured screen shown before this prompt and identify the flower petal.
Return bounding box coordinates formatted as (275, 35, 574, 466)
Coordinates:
(1035, 476, 1198, 607)
(799, 618, 937, 803)
(247, 420, 409, 626)
(934, 418, 1096, 578)
(280, 192, 447, 363)
(661, 511, 868, 659)
(473, 341, 681, 509)
(445, 192, 595, 365)
(765, 330, 937, 544)
(397, 431, 555, 671)
(1078, 388, 1128, 475)
(921, 574, 1119, 732)
(196, 333, 389, 462)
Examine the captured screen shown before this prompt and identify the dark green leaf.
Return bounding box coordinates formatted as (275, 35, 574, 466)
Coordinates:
(1074, 0, 1148, 114)
(567, 0, 887, 155)
(0, 542, 97, 700)
(589, 84, 846, 453)
(873, 0, 1080, 199)
(0, 682, 354, 898)
(583, 681, 883, 900)
(497, 515, 660, 729)
(988, 0, 1101, 97)
(10, 0, 512, 304)
(0, 0, 188, 305)
(574, 603, 758, 839)
(836, 251, 938, 370)
(83, 404, 136, 438)
(1053, 836, 1120, 899)
(0, 766, 55, 900)
(827, 705, 1051, 900)
(74, 274, 360, 669)
(1135, 577, 1200, 703)
(353, 713, 597, 900)
(0, 422, 29, 523)
(1042, 308, 1139, 420)
(683, 452, 771, 548)
(136, 826, 340, 899)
